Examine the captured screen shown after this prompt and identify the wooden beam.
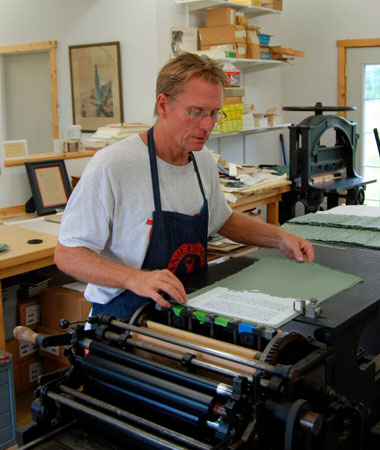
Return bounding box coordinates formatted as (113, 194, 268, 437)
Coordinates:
(0, 40, 57, 54)
(337, 38, 380, 48)
(337, 38, 380, 113)
(3, 151, 96, 167)
(49, 45, 59, 139)
(337, 46, 346, 117)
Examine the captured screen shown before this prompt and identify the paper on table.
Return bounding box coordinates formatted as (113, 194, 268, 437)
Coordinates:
(188, 286, 302, 327)
(187, 257, 362, 327)
(63, 281, 87, 292)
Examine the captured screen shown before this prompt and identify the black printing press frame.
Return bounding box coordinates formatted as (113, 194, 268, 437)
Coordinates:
(279, 103, 376, 224)
(15, 245, 380, 450)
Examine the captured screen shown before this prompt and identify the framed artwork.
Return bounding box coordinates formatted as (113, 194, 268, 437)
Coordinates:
(25, 160, 72, 216)
(69, 41, 124, 132)
(3, 139, 28, 160)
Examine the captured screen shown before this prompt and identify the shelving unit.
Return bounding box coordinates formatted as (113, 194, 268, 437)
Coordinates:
(176, 0, 281, 18)
(209, 124, 291, 164)
(176, 0, 287, 165)
(214, 57, 282, 70)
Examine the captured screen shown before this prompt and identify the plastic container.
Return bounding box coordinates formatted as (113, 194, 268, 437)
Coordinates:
(219, 103, 244, 132)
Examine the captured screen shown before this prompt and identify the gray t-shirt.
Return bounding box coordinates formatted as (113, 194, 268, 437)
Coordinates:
(59, 134, 232, 304)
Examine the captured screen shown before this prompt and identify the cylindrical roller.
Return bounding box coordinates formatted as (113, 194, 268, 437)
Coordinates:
(59, 384, 211, 450)
(47, 391, 198, 450)
(145, 321, 261, 360)
(85, 339, 232, 398)
(80, 353, 215, 419)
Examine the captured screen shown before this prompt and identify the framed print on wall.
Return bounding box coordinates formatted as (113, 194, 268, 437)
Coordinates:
(69, 41, 124, 132)
(25, 160, 72, 216)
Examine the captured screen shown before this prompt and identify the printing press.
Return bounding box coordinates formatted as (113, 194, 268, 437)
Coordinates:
(14, 246, 380, 450)
(279, 103, 376, 224)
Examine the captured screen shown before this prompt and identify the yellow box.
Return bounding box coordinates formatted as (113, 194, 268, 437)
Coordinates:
(219, 103, 244, 132)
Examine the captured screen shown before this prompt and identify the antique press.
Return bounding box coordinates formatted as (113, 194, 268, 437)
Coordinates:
(279, 102, 376, 223)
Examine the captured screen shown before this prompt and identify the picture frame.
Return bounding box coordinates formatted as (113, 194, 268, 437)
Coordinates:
(69, 41, 124, 132)
(25, 160, 72, 216)
(3, 139, 28, 160)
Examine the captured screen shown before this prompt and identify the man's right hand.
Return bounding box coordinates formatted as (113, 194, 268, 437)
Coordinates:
(126, 268, 187, 308)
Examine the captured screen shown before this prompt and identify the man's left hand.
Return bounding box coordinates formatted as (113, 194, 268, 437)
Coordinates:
(278, 231, 315, 262)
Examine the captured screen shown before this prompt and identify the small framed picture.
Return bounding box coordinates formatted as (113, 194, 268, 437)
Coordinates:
(3, 139, 28, 160)
(24, 160, 72, 216)
(69, 41, 124, 132)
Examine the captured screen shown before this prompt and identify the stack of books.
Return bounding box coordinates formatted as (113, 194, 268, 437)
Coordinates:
(83, 122, 151, 150)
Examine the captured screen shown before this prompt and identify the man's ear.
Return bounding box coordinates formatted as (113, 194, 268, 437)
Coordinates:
(156, 93, 171, 118)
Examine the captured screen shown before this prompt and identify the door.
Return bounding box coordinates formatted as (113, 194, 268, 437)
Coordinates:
(347, 47, 380, 206)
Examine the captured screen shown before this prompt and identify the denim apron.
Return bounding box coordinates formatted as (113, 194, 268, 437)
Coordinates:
(92, 127, 209, 320)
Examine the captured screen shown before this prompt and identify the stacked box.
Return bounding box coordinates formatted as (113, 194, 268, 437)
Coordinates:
(223, 87, 245, 105)
(199, 25, 246, 47)
(206, 8, 236, 27)
(261, 0, 283, 10)
(247, 29, 260, 59)
(39, 286, 91, 367)
(218, 103, 244, 132)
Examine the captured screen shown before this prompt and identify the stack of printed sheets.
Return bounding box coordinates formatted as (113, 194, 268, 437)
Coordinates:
(282, 213, 380, 250)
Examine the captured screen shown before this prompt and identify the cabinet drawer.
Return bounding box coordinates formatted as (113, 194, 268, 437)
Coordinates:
(0, 385, 9, 402)
(0, 412, 12, 430)
(0, 397, 10, 416)
(0, 371, 8, 387)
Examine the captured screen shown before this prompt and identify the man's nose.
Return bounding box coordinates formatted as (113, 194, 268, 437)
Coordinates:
(199, 115, 215, 131)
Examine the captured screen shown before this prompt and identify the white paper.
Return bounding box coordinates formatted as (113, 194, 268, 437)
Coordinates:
(63, 281, 87, 292)
(187, 286, 303, 328)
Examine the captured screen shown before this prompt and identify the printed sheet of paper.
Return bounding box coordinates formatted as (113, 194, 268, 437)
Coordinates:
(187, 257, 363, 327)
(188, 286, 301, 327)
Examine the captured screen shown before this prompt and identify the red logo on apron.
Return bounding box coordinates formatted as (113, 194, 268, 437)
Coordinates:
(168, 243, 206, 274)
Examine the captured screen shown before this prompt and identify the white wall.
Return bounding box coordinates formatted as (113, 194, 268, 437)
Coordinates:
(3, 0, 377, 209)
(0, 0, 161, 208)
(281, 0, 380, 125)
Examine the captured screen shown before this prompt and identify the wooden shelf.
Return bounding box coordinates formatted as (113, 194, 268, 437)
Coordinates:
(4, 151, 96, 168)
(208, 123, 292, 139)
(176, 0, 281, 17)
(214, 57, 283, 70)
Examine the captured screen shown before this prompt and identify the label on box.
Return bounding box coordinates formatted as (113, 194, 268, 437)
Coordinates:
(43, 346, 60, 356)
(29, 360, 43, 382)
(26, 304, 41, 325)
(19, 341, 38, 358)
(235, 31, 246, 39)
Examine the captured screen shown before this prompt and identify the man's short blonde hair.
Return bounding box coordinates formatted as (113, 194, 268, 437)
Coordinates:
(154, 52, 229, 116)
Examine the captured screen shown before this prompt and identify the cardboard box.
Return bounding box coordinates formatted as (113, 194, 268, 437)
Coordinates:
(18, 299, 41, 328)
(43, 357, 70, 374)
(224, 87, 246, 97)
(247, 30, 260, 45)
(6, 337, 39, 365)
(170, 26, 198, 58)
(17, 356, 43, 393)
(206, 8, 236, 27)
(236, 16, 249, 27)
(224, 96, 243, 105)
(199, 25, 246, 46)
(247, 44, 261, 59)
(40, 286, 91, 331)
(37, 326, 70, 364)
(201, 42, 246, 58)
(261, 0, 283, 10)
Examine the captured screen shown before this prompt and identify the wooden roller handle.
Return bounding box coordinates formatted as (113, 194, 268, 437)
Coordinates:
(13, 326, 38, 344)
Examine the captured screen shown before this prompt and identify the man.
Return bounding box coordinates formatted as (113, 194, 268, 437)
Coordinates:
(55, 52, 314, 319)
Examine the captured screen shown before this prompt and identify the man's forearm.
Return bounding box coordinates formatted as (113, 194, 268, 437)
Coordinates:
(218, 211, 285, 248)
(54, 242, 135, 290)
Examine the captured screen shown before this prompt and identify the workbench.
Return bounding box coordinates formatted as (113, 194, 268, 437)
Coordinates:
(0, 182, 291, 350)
(0, 225, 58, 350)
